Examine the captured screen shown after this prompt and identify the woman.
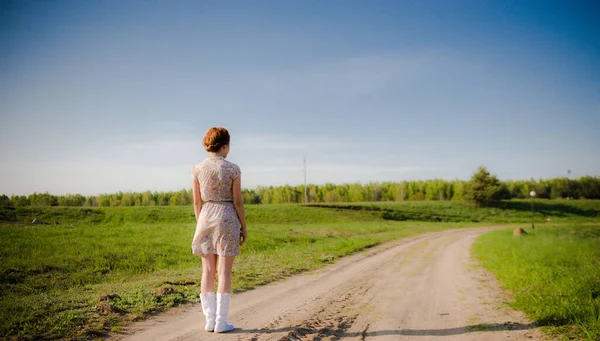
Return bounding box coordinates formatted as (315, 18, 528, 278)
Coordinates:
(191, 127, 247, 333)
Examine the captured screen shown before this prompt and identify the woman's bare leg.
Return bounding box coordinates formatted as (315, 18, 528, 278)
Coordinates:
(217, 256, 236, 293)
(201, 254, 217, 293)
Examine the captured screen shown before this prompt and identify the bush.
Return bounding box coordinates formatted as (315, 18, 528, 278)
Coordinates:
(464, 167, 507, 207)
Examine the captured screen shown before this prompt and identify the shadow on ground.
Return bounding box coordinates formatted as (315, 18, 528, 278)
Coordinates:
(501, 201, 598, 218)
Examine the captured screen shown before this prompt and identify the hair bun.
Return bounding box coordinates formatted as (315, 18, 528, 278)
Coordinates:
(203, 127, 230, 152)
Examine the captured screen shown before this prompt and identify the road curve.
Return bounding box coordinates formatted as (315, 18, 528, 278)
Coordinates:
(111, 227, 544, 341)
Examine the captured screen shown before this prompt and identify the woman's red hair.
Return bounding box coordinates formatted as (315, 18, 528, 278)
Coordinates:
(203, 127, 230, 152)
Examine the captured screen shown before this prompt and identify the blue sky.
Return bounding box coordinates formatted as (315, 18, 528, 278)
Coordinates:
(1, 0, 599, 195)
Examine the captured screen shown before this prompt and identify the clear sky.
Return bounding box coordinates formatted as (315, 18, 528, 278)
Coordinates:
(1, 0, 599, 195)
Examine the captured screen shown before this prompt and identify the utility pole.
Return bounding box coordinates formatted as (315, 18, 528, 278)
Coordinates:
(530, 191, 536, 229)
(567, 169, 571, 200)
(303, 155, 308, 204)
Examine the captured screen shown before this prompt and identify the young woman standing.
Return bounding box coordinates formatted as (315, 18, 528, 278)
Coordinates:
(191, 127, 247, 333)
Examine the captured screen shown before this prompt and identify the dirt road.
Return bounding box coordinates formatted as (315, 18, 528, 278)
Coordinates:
(113, 227, 544, 340)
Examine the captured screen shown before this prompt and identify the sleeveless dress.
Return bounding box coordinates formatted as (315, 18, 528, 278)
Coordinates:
(191, 157, 242, 257)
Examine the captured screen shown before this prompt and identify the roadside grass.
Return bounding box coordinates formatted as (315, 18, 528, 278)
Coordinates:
(1, 204, 464, 340)
(473, 224, 600, 341)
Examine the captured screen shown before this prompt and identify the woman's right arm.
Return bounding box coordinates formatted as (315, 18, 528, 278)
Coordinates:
(192, 179, 202, 221)
(232, 176, 247, 246)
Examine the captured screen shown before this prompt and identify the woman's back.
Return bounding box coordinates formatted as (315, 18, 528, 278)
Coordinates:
(191, 157, 241, 202)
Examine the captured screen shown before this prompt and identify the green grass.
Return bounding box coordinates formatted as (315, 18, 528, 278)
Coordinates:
(311, 199, 600, 223)
(473, 224, 600, 340)
(1, 200, 599, 340)
(0, 204, 466, 340)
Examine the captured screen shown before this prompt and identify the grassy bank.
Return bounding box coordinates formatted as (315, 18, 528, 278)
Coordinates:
(473, 224, 600, 340)
(312, 199, 600, 223)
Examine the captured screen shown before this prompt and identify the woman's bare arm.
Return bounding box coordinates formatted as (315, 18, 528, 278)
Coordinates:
(232, 176, 247, 246)
(192, 180, 202, 221)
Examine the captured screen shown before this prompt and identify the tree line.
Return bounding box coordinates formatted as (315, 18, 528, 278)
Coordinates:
(1, 174, 599, 208)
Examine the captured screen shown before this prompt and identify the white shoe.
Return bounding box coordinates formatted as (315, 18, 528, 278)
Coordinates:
(214, 293, 234, 333)
(200, 292, 216, 332)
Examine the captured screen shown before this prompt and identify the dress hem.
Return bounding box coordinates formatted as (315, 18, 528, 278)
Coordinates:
(192, 250, 240, 257)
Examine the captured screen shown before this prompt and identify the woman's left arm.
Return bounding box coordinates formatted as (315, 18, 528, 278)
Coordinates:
(233, 175, 247, 246)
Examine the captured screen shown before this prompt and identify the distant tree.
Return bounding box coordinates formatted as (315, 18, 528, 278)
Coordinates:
(10, 195, 30, 207)
(0, 194, 16, 221)
(396, 182, 407, 201)
(121, 192, 134, 206)
(242, 189, 259, 204)
(464, 166, 506, 207)
(371, 183, 383, 201)
(425, 181, 438, 201)
(444, 181, 454, 200)
(260, 187, 271, 204)
(451, 181, 465, 201)
(97, 195, 110, 207)
(58, 194, 86, 206)
(412, 192, 425, 201)
(580, 176, 600, 199)
(29, 192, 58, 206)
(5, 174, 598, 207)
(187, 189, 194, 205)
(0, 194, 13, 208)
(177, 189, 189, 205)
(382, 182, 396, 201)
(141, 191, 152, 206)
(169, 195, 179, 206)
(347, 184, 364, 202)
(335, 185, 348, 202)
(308, 187, 319, 203)
(157, 194, 168, 206)
(324, 189, 341, 203)
(84, 196, 97, 207)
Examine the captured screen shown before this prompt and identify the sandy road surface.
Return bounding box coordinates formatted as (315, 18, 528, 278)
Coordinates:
(112, 227, 544, 341)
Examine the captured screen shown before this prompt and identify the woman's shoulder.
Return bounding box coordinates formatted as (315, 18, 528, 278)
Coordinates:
(190, 162, 202, 181)
(223, 160, 241, 175)
(223, 159, 239, 167)
(191, 159, 205, 168)
(191, 159, 209, 172)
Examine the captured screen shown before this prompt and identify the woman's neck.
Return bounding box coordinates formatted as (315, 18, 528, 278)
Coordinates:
(209, 152, 225, 158)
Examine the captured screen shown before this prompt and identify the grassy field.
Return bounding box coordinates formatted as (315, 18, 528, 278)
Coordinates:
(311, 199, 600, 223)
(0, 204, 470, 340)
(1, 200, 599, 340)
(473, 224, 600, 340)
